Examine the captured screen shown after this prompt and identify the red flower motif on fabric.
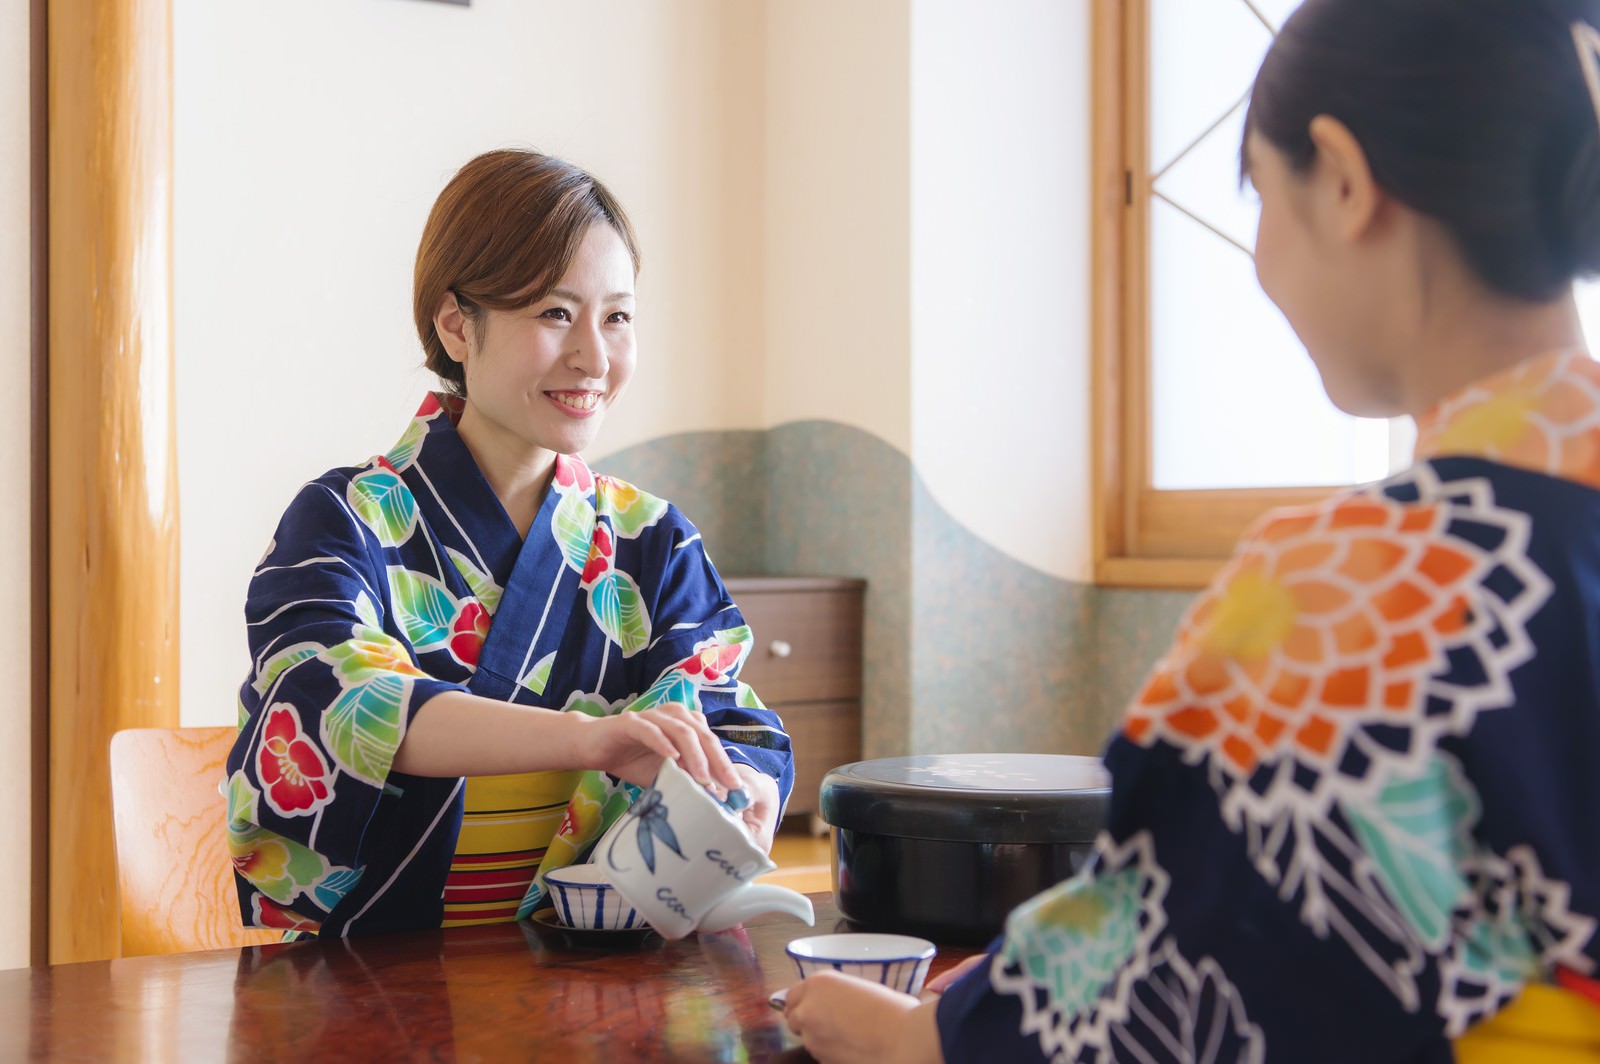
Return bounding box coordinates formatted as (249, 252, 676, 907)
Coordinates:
(1125, 496, 1483, 779)
(683, 643, 743, 683)
(417, 393, 442, 418)
(251, 895, 320, 933)
(258, 705, 333, 816)
(553, 453, 595, 493)
(581, 524, 614, 584)
(449, 601, 492, 667)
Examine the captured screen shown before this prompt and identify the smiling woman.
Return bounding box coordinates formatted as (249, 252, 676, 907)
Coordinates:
(222, 149, 792, 938)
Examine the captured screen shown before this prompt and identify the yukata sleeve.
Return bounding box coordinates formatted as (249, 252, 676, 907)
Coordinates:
(225, 479, 467, 930)
(934, 488, 1555, 1062)
(630, 511, 795, 809)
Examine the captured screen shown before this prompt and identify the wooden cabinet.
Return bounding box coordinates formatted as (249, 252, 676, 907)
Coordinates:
(724, 576, 865, 819)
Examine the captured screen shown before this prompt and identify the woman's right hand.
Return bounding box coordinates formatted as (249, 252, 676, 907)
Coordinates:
(570, 701, 746, 793)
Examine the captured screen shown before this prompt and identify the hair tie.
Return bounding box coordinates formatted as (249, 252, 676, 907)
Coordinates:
(1573, 21, 1600, 138)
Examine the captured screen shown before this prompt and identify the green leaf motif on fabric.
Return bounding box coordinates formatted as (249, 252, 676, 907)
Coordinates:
(227, 771, 260, 829)
(355, 591, 380, 629)
(595, 476, 670, 539)
(1343, 758, 1478, 951)
(226, 823, 331, 906)
(735, 682, 766, 711)
(387, 569, 459, 652)
(631, 670, 700, 712)
(384, 418, 428, 472)
(558, 689, 627, 718)
(322, 672, 408, 787)
(237, 697, 250, 731)
(347, 471, 418, 548)
(552, 489, 596, 573)
(251, 641, 322, 697)
(1004, 866, 1148, 1022)
(447, 547, 503, 614)
(323, 627, 425, 684)
(588, 570, 651, 657)
(521, 651, 556, 696)
(1457, 905, 1539, 987)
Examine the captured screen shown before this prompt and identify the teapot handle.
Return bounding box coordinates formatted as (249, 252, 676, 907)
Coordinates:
(697, 884, 816, 934)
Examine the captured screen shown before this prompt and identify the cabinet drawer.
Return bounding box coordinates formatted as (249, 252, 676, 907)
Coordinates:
(779, 700, 862, 816)
(726, 579, 864, 705)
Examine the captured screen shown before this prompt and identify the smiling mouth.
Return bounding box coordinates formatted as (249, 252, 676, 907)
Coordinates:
(548, 391, 600, 412)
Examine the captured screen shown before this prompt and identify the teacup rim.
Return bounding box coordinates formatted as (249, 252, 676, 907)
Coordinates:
(544, 864, 613, 888)
(785, 933, 937, 963)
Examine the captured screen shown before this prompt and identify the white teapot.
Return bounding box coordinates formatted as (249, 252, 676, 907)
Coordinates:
(598, 757, 816, 940)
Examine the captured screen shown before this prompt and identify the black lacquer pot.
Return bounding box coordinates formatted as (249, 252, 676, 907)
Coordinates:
(820, 753, 1111, 946)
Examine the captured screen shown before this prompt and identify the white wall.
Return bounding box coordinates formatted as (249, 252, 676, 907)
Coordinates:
(0, 0, 32, 970)
(174, 0, 769, 724)
(910, 0, 1093, 581)
(176, 0, 1101, 724)
(760, 0, 913, 453)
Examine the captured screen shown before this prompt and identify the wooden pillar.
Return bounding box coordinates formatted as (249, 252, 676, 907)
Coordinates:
(48, 0, 178, 964)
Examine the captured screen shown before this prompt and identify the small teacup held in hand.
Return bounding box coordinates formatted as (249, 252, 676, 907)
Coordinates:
(786, 933, 938, 997)
(598, 757, 815, 940)
(543, 863, 644, 931)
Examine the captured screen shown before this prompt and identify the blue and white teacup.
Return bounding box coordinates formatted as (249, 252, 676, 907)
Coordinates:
(598, 757, 815, 940)
(786, 933, 938, 996)
(543, 864, 644, 931)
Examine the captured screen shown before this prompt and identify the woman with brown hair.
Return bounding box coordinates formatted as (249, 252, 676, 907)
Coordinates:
(785, 0, 1600, 1059)
(223, 149, 791, 937)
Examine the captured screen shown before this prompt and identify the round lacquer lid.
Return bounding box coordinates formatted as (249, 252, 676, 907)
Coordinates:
(818, 753, 1110, 844)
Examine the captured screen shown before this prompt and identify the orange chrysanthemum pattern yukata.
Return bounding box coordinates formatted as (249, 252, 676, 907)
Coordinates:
(938, 351, 1600, 1062)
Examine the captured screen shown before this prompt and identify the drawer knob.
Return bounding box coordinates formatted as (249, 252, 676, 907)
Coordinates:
(768, 639, 793, 659)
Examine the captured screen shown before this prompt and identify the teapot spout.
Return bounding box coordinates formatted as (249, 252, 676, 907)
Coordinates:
(698, 884, 816, 935)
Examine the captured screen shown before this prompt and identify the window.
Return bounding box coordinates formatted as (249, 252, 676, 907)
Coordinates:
(1094, 0, 1600, 588)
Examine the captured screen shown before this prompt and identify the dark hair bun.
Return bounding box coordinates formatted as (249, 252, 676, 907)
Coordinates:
(1248, 0, 1600, 300)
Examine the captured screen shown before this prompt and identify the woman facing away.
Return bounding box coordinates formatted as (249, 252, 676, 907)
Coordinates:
(223, 150, 792, 937)
(785, 0, 1600, 1060)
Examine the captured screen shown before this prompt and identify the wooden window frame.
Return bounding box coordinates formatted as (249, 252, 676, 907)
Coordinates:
(1091, 0, 1330, 590)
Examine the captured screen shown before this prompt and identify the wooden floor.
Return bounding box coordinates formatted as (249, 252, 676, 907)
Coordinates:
(760, 819, 833, 893)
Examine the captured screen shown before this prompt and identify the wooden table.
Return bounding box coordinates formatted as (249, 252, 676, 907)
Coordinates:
(4, 895, 977, 1061)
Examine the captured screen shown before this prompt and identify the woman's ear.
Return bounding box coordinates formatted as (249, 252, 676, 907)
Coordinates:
(1307, 114, 1383, 242)
(433, 292, 472, 365)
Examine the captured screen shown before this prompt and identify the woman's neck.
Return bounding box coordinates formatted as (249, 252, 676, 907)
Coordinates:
(1396, 278, 1586, 417)
(454, 406, 557, 539)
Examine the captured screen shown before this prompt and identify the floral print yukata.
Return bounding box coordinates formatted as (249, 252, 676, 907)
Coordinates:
(938, 351, 1600, 1062)
(225, 394, 793, 937)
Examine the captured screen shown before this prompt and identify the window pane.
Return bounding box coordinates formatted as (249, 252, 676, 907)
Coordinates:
(1148, 0, 1400, 491)
(1579, 281, 1600, 346)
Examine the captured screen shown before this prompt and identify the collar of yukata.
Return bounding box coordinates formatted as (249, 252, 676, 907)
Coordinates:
(1411, 349, 1600, 490)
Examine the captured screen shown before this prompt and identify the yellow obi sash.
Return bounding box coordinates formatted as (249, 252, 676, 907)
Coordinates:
(441, 770, 583, 927)
(1455, 986, 1600, 1063)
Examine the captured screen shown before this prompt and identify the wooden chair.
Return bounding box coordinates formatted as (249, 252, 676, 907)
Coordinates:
(109, 727, 279, 956)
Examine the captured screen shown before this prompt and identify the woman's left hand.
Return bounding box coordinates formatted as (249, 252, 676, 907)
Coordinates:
(730, 762, 781, 853)
(783, 972, 944, 1064)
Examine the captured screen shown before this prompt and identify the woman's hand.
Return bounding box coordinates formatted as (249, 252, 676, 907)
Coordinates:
(730, 762, 781, 852)
(921, 953, 987, 997)
(570, 701, 746, 793)
(783, 972, 944, 1064)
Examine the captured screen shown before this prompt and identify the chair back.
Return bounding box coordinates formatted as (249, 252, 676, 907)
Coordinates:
(109, 727, 279, 956)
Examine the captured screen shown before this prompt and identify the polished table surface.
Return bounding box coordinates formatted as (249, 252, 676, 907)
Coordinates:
(5, 895, 977, 1062)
